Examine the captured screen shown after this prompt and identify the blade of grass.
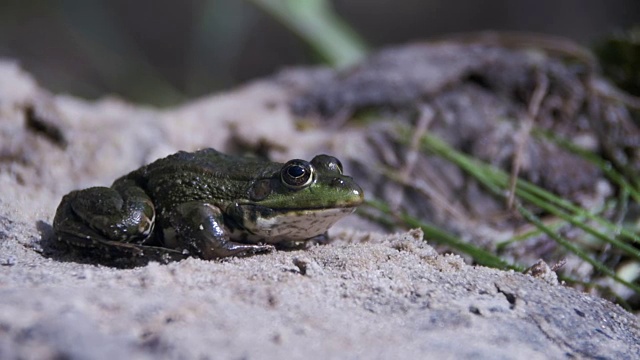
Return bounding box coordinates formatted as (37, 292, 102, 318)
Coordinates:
(364, 197, 611, 295)
(416, 129, 640, 258)
(248, 0, 368, 68)
(365, 199, 521, 270)
(512, 171, 640, 246)
(534, 128, 640, 203)
(517, 204, 640, 293)
(503, 174, 640, 258)
(404, 127, 640, 293)
(496, 219, 565, 250)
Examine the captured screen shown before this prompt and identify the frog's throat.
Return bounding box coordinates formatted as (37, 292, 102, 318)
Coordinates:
(237, 206, 356, 243)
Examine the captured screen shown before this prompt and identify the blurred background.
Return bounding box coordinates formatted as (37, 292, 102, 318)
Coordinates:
(0, 0, 638, 105)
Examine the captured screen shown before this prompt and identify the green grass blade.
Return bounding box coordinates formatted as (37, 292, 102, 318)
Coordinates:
(534, 128, 640, 203)
(403, 127, 640, 294)
(364, 200, 521, 270)
(517, 205, 640, 293)
(415, 129, 640, 256)
(248, 0, 369, 67)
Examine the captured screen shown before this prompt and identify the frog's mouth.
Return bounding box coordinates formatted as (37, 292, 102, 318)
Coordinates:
(235, 205, 357, 243)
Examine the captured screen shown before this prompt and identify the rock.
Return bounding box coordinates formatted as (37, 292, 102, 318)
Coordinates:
(0, 58, 638, 359)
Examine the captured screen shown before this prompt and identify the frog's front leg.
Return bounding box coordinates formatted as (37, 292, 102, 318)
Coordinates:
(169, 201, 274, 259)
(53, 179, 156, 249)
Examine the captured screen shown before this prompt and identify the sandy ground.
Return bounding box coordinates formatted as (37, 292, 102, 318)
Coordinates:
(1, 60, 639, 359)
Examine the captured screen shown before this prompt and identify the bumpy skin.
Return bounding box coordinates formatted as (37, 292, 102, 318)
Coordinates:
(53, 149, 363, 262)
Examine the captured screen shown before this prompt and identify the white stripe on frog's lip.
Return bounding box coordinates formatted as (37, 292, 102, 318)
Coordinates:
(239, 207, 357, 244)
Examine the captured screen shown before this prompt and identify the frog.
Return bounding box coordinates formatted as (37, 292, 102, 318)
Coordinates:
(53, 148, 364, 263)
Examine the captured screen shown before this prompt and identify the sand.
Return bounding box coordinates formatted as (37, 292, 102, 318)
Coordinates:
(0, 60, 638, 359)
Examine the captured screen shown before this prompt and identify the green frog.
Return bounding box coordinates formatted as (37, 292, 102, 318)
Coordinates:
(53, 148, 364, 263)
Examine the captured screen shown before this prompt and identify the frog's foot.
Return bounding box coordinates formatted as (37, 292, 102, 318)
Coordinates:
(53, 183, 156, 249)
(170, 201, 275, 259)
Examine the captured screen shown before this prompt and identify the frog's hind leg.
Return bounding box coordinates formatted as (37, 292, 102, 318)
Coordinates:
(53, 181, 156, 251)
(169, 201, 274, 259)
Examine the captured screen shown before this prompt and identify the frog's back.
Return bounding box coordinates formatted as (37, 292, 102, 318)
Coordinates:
(150, 148, 233, 173)
(148, 148, 279, 178)
(122, 148, 280, 209)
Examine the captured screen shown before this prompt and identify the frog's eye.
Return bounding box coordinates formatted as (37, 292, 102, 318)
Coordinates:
(310, 155, 343, 174)
(281, 160, 315, 189)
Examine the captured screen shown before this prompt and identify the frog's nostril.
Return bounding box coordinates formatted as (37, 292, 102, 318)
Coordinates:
(331, 178, 345, 187)
(353, 188, 364, 201)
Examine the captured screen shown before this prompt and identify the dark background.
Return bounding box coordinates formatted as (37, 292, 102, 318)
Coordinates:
(0, 0, 638, 105)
